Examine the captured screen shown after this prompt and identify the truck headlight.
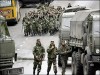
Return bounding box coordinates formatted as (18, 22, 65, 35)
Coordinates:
(96, 49, 100, 54)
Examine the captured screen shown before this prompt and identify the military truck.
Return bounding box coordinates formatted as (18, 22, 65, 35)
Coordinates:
(0, 15, 23, 75)
(58, 6, 87, 66)
(70, 10, 100, 75)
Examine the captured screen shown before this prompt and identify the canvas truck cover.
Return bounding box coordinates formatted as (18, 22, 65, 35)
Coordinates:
(70, 9, 100, 39)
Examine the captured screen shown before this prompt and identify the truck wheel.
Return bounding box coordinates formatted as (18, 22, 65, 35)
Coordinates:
(74, 52, 83, 75)
(83, 55, 95, 75)
(72, 51, 76, 75)
(58, 55, 62, 67)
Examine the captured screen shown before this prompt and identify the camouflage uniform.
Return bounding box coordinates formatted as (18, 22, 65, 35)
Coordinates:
(58, 41, 70, 75)
(33, 39, 45, 75)
(49, 16, 55, 35)
(30, 19, 37, 36)
(22, 14, 29, 36)
(38, 23, 42, 35)
(47, 41, 57, 75)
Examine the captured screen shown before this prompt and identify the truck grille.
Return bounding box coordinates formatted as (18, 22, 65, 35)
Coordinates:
(92, 56, 100, 62)
(0, 58, 13, 67)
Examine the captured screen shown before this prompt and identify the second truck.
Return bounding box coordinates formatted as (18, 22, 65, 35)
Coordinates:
(0, 15, 23, 75)
(58, 9, 100, 75)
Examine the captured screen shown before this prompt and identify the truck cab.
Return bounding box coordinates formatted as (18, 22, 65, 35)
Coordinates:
(59, 12, 75, 46)
(0, 15, 16, 68)
(0, 15, 24, 75)
(70, 10, 100, 75)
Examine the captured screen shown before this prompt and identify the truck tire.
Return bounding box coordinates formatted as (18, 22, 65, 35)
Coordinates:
(74, 52, 83, 75)
(83, 33, 87, 49)
(83, 55, 95, 75)
(58, 55, 62, 67)
(72, 51, 76, 75)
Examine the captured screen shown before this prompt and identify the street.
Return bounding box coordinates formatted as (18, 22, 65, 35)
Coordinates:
(7, 0, 100, 75)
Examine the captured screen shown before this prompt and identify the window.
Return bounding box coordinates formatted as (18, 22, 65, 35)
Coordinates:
(93, 21, 100, 34)
(0, 0, 12, 7)
(61, 17, 71, 29)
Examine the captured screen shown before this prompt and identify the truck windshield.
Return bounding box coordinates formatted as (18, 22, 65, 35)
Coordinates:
(93, 20, 100, 35)
(61, 17, 71, 29)
(0, 0, 12, 7)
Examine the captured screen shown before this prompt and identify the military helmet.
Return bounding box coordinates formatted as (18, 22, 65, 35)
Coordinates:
(37, 39, 40, 42)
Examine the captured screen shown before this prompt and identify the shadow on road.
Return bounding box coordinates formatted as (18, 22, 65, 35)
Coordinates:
(7, 22, 17, 26)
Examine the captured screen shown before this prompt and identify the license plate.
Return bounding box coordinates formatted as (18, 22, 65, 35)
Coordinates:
(1, 67, 24, 75)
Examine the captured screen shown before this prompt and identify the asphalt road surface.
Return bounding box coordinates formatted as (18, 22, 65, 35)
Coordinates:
(8, 0, 100, 75)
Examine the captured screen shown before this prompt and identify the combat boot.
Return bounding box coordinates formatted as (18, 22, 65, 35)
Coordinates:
(33, 69, 35, 75)
(37, 71, 40, 75)
(55, 73, 57, 75)
(47, 72, 49, 75)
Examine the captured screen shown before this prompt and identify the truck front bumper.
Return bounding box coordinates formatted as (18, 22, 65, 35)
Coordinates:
(0, 67, 24, 75)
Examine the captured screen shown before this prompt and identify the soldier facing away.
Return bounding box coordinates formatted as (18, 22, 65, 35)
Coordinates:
(58, 40, 70, 75)
(47, 41, 57, 75)
(33, 39, 45, 75)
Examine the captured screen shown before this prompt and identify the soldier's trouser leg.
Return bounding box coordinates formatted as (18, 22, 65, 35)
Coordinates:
(53, 59, 57, 75)
(61, 58, 66, 75)
(37, 61, 42, 75)
(47, 59, 52, 75)
(33, 61, 38, 75)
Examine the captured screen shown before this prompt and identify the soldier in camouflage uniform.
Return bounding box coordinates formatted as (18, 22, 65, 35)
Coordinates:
(27, 18, 31, 36)
(34, 12, 39, 35)
(22, 13, 29, 36)
(47, 41, 57, 75)
(33, 39, 45, 75)
(67, 3, 72, 8)
(49, 14, 55, 35)
(58, 40, 70, 75)
(30, 18, 37, 36)
(38, 23, 42, 36)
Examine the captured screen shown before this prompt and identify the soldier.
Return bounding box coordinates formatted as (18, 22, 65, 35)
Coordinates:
(33, 39, 45, 75)
(62, 7, 66, 12)
(58, 40, 70, 75)
(22, 13, 29, 36)
(67, 3, 72, 8)
(30, 19, 37, 36)
(38, 23, 42, 36)
(47, 41, 57, 75)
(27, 18, 31, 36)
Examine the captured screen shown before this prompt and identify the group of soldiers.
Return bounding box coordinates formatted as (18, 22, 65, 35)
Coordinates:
(33, 39, 70, 75)
(22, 3, 66, 36)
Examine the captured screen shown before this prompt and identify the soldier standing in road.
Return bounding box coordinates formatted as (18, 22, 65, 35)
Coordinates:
(58, 40, 70, 75)
(67, 3, 72, 8)
(47, 41, 57, 75)
(33, 39, 45, 75)
(22, 13, 29, 36)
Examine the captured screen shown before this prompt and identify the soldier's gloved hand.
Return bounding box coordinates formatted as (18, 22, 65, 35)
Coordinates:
(36, 56, 38, 59)
(51, 46, 54, 49)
